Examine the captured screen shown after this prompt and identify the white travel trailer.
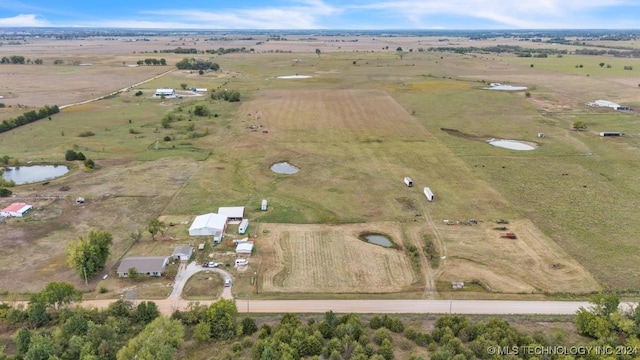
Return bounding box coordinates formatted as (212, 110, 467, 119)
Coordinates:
(238, 219, 249, 234)
(423, 187, 435, 201)
(261, 199, 268, 211)
(403, 177, 413, 187)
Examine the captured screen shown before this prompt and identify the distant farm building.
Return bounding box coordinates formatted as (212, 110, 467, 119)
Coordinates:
(154, 88, 177, 98)
(172, 245, 194, 261)
(189, 213, 228, 243)
(218, 206, 245, 223)
(1, 202, 33, 217)
(117, 256, 169, 277)
(261, 199, 268, 211)
(587, 100, 630, 111)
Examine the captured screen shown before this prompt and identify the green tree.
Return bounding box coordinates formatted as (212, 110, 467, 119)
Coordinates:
(180, 83, 188, 90)
(65, 149, 78, 161)
(12, 327, 31, 354)
(67, 230, 113, 280)
(193, 105, 209, 116)
(24, 334, 54, 360)
(147, 218, 165, 240)
(572, 121, 587, 131)
(241, 316, 258, 335)
(27, 294, 48, 327)
(117, 317, 185, 360)
(599, 62, 605, 67)
(194, 321, 212, 342)
(206, 298, 238, 340)
(136, 301, 160, 324)
(41, 282, 82, 310)
(315, 48, 321, 57)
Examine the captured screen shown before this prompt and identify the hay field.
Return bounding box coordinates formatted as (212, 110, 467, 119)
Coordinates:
(259, 223, 416, 293)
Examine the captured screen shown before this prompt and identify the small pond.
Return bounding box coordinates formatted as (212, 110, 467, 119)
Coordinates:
(361, 233, 394, 248)
(488, 139, 536, 151)
(2, 165, 69, 185)
(270, 162, 299, 174)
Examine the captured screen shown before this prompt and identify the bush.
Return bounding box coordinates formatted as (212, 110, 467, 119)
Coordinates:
(163, 136, 171, 142)
(78, 131, 95, 137)
(135, 90, 143, 96)
(84, 159, 95, 169)
(0, 188, 12, 197)
(373, 327, 393, 346)
(65, 150, 78, 161)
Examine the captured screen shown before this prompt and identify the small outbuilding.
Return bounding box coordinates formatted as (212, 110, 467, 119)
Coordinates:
(261, 199, 268, 211)
(600, 132, 623, 137)
(403, 177, 413, 187)
(117, 256, 169, 277)
(172, 245, 194, 261)
(236, 241, 254, 255)
(1, 202, 33, 217)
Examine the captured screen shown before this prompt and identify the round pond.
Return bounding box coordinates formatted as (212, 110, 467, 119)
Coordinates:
(270, 162, 299, 174)
(2, 165, 69, 184)
(489, 139, 536, 151)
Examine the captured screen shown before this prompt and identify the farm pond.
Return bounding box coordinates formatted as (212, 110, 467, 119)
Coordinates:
(360, 233, 394, 248)
(271, 162, 299, 174)
(1, 165, 69, 184)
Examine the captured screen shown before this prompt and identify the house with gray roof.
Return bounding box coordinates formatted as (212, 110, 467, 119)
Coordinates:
(172, 245, 194, 261)
(117, 256, 169, 277)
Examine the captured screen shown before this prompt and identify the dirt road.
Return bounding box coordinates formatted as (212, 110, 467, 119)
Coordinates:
(59, 299, 594, 316)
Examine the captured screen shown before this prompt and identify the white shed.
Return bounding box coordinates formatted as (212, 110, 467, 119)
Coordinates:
(423, 187, 435, 201)
(261, 199, 268, 211)
(189, 213, 228, 243)
(403, 177, 413, 187)
(154, 88, 176, 98)
(236, 241, 254, 254)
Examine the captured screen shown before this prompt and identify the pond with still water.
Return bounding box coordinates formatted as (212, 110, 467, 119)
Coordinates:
(362, 234, 394, 248)
(270, 162, 299, 174)
(2, 165, 69, 184)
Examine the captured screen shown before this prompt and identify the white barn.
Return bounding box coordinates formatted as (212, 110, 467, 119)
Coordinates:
(154, 88, 176, 98)
(189, 213, 228, 243)
(1, 202, 33, 217)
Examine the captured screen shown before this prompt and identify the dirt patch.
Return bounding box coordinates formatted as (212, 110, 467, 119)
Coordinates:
(437, 219, 601, 293)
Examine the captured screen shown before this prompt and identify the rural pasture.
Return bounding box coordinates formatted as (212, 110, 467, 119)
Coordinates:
(1, 33, 640, 299)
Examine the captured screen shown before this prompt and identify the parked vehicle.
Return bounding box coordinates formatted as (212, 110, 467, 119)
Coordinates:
(224, 279, 232, 287)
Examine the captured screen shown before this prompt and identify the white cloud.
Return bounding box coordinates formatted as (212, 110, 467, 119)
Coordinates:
(347, 0, 640, 28)
(0, 14, 49, 27)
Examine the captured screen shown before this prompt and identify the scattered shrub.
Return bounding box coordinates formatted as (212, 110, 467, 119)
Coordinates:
(78, 131, 95, 137)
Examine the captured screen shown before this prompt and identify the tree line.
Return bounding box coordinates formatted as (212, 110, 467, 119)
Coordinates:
(0, 105, 59, 134)
(3, 291, 639, 359)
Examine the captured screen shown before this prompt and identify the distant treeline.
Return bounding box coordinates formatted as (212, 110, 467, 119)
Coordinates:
(0, 105, 59, 134)
(574, 48, 640, 58)
(175, 57, 220, 71)
(428, 45, 568, 57)
(160, 47, 250, 55)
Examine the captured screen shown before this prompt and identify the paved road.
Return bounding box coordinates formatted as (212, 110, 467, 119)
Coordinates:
(66, 299, 597, 317)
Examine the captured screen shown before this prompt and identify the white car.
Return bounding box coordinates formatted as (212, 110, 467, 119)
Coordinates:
(224, 279, 232, 287)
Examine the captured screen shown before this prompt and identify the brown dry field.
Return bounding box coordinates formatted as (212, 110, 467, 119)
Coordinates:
(259, 223, 417, 293)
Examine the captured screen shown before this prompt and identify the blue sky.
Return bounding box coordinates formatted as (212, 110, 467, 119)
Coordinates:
(0, 0, 639, 29)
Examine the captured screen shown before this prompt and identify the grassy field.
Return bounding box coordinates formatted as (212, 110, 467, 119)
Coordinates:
(1, 35, 639, 298)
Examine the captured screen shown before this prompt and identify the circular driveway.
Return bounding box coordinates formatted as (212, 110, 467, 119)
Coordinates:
(168, 261, 233, 300)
